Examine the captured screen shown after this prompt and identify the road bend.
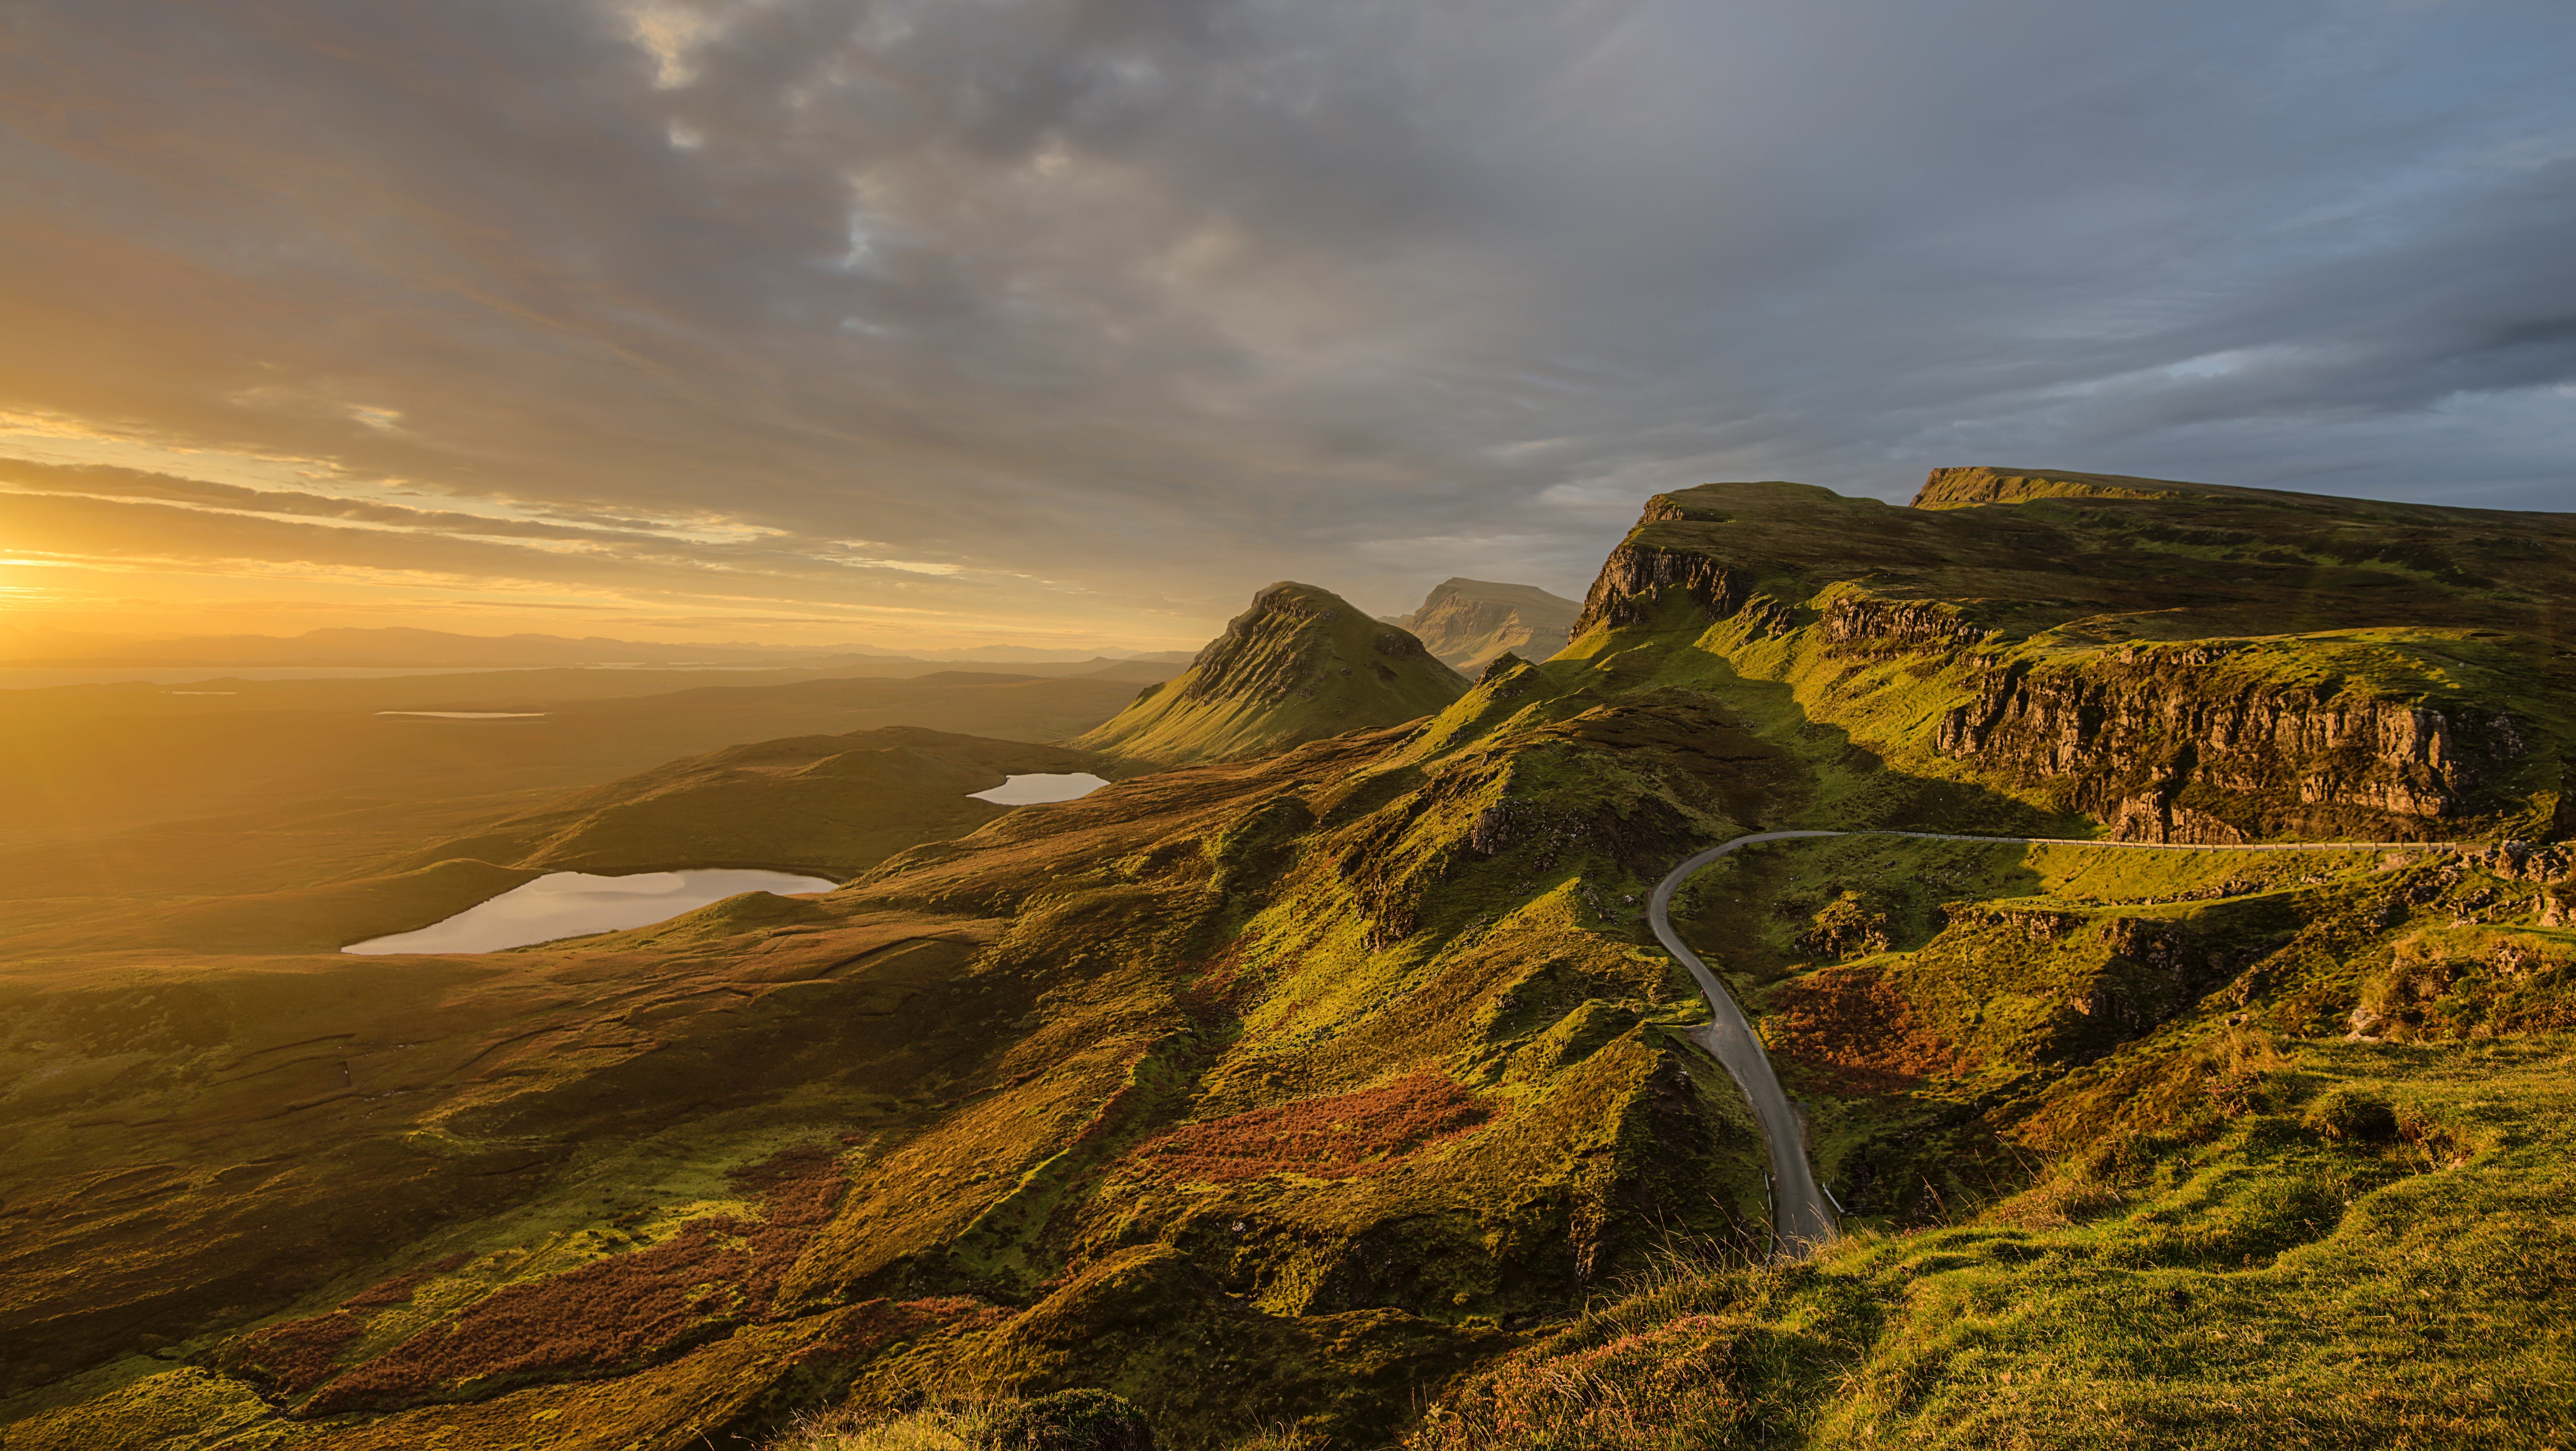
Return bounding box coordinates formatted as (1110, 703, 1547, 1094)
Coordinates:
(1646, 829, 2470, 1261)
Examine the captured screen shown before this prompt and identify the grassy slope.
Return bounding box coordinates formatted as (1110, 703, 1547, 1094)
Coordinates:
(5, 472, 2569, 1451)
(1072, 583, 1467, 764)
(1412, 1032, 2576, 1449)
(1395, 472, 2575, 1448)
(0, 656, 1800, 1449)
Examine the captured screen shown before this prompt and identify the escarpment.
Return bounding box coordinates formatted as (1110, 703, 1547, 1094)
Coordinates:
(1570, 540, 1762, 637)
(1566, 469, 2572, 845)
(1935, 655, 2528, 843)
(1818, 594, 1996, 659)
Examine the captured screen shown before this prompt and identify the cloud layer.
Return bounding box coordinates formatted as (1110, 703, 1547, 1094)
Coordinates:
(3, 0, 2570, 639)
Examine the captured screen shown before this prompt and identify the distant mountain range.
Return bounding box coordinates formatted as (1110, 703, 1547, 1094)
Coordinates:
(0, 624, 1197, 669)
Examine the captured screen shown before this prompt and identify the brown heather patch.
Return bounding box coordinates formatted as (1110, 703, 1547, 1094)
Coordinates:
(338, 1252, 474, 1310)
(224, 1310, 368, 1396)
(1765, 966, 1960, 1095)
(1123, 1073, 1491, 1183)
(1175, 943, 1261, 1032)
(300, 1146, 848, 1415)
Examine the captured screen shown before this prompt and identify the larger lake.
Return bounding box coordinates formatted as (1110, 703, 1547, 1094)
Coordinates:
(342, 869, 838, 955)
(969, 772, 1111, 804)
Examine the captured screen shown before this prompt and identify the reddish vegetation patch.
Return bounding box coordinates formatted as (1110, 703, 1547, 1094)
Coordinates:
(1125, 1073, 1492, 1183)
(302, 1145, 848, 1415)
(227, 1311, 369, 1396)
(340, 1253, 474, 1310)
(1765, 967, 1960, 1095)
(808, 1294, 1000, 1363)
(1175, 944, 1261, 1032)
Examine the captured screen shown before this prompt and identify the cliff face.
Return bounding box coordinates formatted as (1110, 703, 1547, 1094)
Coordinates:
(1073, 582, 1467, 764)
(1570, 544, 1755, 638)
(1385, 578, 1582, 671)
(1564, 469, 2573, 843)
(1934, 656, 2527, 843)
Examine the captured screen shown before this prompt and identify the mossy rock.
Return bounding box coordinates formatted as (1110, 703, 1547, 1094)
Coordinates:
(985, 1389, 1154, 1451)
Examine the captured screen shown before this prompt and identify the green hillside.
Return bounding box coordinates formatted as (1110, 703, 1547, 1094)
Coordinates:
(3, 470, 2569, 1451)
(1071, 582, 1468, 765)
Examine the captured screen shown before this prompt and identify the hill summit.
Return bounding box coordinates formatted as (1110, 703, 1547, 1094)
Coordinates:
(1380, 577, 1581, 670)
(1071, 581, 1466, 763)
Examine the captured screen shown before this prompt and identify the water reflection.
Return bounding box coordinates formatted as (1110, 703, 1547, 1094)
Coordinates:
(968, 772, 1112, 804)
(342, 869, 838, 955)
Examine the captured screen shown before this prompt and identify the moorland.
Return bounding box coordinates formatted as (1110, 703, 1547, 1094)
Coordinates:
(1, 467, 2569, 1451)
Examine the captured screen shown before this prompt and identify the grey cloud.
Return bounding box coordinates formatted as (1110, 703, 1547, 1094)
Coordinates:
(1, 0, 2569, 630)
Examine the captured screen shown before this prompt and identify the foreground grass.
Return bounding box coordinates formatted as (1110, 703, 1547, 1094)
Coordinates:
(785, 1402, 996, 1451)
(1406, 1036, 2576, 1451)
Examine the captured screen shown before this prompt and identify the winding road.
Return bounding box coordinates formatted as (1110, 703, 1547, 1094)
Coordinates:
(1646, 828, 2470, 1260)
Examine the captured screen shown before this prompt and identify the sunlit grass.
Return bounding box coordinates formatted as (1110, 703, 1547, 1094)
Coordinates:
(1406, 1036, 2576, 1450)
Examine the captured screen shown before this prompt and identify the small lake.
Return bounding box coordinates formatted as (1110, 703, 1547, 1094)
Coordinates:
(342, 869, 838, 955)
(969, 772, 1112, 804)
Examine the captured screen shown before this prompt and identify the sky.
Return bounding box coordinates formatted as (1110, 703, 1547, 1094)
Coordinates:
(2, 0, 2571, 653)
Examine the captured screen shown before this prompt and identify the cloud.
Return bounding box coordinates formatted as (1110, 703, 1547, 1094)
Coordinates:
(0, 0, 2568, 636)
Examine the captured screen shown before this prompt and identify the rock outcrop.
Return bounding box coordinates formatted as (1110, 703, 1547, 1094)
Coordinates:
(1565, 468, 2572, 844)
(1935, 657, 2527, 843)
(1569, 543, 1756, 638)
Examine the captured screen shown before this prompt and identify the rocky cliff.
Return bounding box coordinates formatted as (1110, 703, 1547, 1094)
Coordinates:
(1563, 467, 2572, 843)
(1933, 649, 2529, 843)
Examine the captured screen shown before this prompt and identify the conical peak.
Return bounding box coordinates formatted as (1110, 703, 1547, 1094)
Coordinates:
(1070, 580, 1467, 765)
(1186, 582, 1422, 707)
